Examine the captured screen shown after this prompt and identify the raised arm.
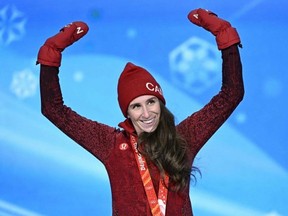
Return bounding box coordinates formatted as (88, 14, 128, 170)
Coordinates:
(177, 9, 244, 157)
(37, 22, 116, 163)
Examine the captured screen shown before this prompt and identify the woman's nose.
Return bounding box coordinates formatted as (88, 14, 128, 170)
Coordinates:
(141, 105, 150, 118)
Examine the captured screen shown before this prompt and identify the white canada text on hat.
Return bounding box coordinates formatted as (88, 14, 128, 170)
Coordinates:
(146, 82, 163, 95)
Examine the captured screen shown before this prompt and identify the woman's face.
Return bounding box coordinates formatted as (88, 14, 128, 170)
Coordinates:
(127, 95, 161, 135)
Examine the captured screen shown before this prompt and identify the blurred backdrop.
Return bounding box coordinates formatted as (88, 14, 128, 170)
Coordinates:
(0, 0, 287, 215)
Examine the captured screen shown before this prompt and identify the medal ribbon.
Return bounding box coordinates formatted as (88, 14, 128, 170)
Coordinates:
(130, 135, 169, 216)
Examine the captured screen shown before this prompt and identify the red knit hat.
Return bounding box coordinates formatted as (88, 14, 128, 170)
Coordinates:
(117, 62, 166, 117)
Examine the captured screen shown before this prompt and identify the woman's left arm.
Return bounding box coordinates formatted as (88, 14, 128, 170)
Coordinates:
(177, 9, 244, 157)
(177, 44, 244, 156)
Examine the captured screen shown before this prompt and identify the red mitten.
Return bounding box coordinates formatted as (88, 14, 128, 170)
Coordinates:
(188, 9, 240, 50)
(37, 21, 89, 67)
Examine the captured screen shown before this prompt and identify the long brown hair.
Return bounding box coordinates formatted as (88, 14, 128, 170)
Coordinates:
(137, 101, 200, 192)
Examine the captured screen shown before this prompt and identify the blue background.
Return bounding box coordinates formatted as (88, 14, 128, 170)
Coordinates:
(0, 0, 287, 215)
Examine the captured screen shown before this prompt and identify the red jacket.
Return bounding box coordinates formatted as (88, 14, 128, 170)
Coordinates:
(40, 45, 244, 216)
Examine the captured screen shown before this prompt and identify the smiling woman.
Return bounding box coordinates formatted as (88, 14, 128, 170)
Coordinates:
(127, 95, 161, 135)
(36, 8, 243, 216)
(1, 0, 288, 215)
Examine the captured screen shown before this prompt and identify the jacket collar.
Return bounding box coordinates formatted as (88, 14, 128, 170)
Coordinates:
(118, 118, 137, 135)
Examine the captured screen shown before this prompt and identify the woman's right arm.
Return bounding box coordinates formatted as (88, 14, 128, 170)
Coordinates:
(38, 22, 116, 163)
(40, 65, 116, 163)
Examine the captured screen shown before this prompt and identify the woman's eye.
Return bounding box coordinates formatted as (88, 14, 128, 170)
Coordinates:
(132, 104, 141, 109)
(148, 99, 156, 105)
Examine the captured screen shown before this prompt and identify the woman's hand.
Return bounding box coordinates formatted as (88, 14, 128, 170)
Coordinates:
(188, 8, 241, 50)
(37, 21, 89, 67)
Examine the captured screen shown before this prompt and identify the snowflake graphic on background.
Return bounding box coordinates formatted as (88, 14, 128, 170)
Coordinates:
(169, 37, 221, 95)
(0, 4, 27, 46)
(10, 69, 38, 99)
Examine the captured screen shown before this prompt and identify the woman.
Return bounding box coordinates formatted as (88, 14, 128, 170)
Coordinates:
(37, 8, 244, 216)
